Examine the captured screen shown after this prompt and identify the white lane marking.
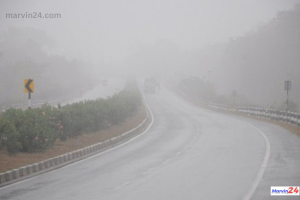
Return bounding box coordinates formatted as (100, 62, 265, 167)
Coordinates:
(143, 169, 154, 175)
(153, 122, 200, 175)
(166, 86, 270, 199)
(112, 182, 131, 191)
(143, 123, 199, 177)
(161, 159, 171, 165)
(175, 123, 200, 156)
(241, 121, 271, 200)
(0, 91, 155, 190)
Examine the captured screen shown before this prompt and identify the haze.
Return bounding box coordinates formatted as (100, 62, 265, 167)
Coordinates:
(0, 0, 299, 109)
(0, 0, 297, 62)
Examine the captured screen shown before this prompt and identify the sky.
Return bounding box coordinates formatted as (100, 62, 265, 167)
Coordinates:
(0, 0, 299, 64)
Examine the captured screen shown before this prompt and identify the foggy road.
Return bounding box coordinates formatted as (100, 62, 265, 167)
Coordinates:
(0, 86, 299, 200)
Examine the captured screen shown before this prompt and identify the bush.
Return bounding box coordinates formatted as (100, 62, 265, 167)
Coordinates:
(0, 105, 64, 152)
(0, 117, 20, 154)
(0, 80, 141, 154)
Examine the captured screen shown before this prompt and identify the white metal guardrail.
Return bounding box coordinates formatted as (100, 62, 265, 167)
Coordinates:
(208, 103, 300, 126)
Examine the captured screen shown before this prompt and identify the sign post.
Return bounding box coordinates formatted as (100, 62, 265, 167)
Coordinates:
(24, 79, 34, 109)
(284, 81, 291, 120)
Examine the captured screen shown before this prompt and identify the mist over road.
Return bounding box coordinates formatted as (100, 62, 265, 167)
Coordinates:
(62, 78, 126, 105)
(0, 86, 299, 200)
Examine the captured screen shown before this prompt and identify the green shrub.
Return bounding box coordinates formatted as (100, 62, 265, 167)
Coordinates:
(0, 117, 20, 154)
(18, 106, 54, 152)
(0, 80, 141, 154)
(1, 108, 25, 131)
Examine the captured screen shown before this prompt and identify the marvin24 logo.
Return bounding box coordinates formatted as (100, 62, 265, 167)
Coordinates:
(271, 186, 299, 196)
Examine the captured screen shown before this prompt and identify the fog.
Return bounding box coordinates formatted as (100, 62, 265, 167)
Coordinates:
(0, 0, 297, 62)
(0, 0, 299, 109)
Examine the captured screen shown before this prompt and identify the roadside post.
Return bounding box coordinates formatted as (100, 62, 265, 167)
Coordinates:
(232, 90, 237, 110)
(284, 80, 291, 122)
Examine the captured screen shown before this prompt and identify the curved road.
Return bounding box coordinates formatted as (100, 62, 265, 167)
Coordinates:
(0, 86, 299, 200)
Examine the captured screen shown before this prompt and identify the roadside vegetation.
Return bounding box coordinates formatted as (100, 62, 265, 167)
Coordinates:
(0, 80, 141, 154)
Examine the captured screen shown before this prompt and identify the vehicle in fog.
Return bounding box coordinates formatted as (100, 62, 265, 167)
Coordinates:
(144, 77, 160, 93)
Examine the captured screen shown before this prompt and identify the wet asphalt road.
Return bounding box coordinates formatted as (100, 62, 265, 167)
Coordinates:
(0, 86, 299, 200)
